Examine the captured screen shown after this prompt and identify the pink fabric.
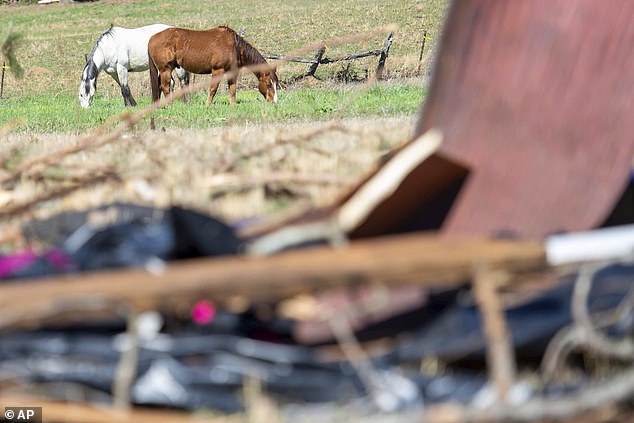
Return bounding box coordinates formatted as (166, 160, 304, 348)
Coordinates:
(0, 249, 72, 278)
(191, 300, 216, 325)
(0, 251, 38, 278)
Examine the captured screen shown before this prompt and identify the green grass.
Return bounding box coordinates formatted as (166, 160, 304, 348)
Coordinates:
(1, 0, 447, 132)
(0, 82, 426, 132)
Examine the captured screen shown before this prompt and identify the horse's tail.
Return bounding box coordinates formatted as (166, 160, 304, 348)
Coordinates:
(148, 47, 161, 103)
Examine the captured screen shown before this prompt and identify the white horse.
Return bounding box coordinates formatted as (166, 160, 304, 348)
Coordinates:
(79, 24, 189, 108)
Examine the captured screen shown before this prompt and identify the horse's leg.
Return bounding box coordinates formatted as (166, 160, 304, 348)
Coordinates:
(159, 69, 172, 99)
(227, 75, 237, 105)
(175, 66, 191, 104)
(116, 64, 136, 107)
(206, 69, 224, 106)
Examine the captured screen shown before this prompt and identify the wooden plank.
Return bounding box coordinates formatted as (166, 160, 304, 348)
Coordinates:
(264, 49, 384, 65)
(264, 43, 388, 66)
(319, 48, 383, 64)
(0, 232, 546, 329)
(246, 129, 469, 244)
(0, 395, 236, 423)
(262, 53, 317, 64)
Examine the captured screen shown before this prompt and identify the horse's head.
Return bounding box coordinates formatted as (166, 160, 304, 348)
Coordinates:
(79, 59, 98, 109)
(258, 66, 278, 103)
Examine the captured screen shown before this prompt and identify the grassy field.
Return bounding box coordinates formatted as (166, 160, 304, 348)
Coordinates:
(0, 0, 449, 231)
(1, 0, 447, 132)
(1, 81, 426, 132)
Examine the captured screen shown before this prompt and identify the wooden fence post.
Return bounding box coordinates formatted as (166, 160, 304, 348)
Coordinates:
(304, 43, 326, 78)
(375, 32, 393, 80)
(417, 30, 428, 74)
(0, 61, 6, 99)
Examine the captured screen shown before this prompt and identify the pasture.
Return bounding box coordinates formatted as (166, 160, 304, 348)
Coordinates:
(0, 0, 449, 228)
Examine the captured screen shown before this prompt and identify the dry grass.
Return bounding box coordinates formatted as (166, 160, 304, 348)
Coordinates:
(0, 116, 418, 237)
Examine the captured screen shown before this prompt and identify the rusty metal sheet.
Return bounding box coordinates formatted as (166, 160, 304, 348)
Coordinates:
(416, 0, 634, 238)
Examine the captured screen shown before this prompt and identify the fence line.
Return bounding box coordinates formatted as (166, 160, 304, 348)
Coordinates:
(261, 32, 394, 79)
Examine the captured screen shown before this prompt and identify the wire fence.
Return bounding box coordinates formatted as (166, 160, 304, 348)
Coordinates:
(261, 32, 394, 80)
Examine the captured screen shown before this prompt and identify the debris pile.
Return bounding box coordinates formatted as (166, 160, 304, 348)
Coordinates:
(1, 0, 634, 421)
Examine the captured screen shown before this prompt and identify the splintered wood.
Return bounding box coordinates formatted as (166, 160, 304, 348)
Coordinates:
(0, 232, 546, 331)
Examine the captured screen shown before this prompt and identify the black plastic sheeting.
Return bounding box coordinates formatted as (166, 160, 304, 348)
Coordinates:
(2, 203, 240, 279)
(0, 204, 633, 412)
(393, 264, 634, 364)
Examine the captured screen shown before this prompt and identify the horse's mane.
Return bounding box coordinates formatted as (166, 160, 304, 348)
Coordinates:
(220, 26, 267, 69)
(88, 26, 115, 62)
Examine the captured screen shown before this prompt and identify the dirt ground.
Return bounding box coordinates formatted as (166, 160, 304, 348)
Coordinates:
(0, 116, 419, 243)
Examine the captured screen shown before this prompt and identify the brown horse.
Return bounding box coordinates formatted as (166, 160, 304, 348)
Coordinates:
(148, 26, 278, 106)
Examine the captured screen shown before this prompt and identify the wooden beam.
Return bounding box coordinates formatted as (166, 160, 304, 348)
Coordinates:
(319, 48, 384, 64)
(262, 53, 318, 64)
(0, 232, 546, 329)
(0, 395, 237, 423)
